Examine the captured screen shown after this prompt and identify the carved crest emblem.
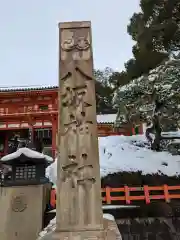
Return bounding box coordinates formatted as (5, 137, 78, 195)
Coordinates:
(61, 37, 90, 51)
(12, 195, 27, 212)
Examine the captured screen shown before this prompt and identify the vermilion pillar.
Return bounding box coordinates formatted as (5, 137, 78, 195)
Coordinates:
(28, 117, 35, 148)
(4, 134, 8, 156)
(139, 123, 143, 134)
(132, 125, 135, 135)
(52, 117, 57, 159)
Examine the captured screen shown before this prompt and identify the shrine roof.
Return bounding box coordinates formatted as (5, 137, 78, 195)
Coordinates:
(97, 114, 117, 124)
(0, 85, 58, 92)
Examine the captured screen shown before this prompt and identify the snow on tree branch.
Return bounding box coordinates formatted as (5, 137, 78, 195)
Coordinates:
(114, 57, 180, 132)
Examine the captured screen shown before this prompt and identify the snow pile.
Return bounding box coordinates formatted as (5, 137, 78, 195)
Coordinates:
(37, 217, 56, 239)
(46, 135, 180, 186)
(46, 159, 57, 185)
(99, 135, 180, 177)
(162, 131, 180, 138)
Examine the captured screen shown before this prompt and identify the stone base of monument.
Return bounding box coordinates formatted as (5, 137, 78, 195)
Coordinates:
(103, 217, 122, 240)
(39, 216, 122, 240)
(52, 229, 105, 240)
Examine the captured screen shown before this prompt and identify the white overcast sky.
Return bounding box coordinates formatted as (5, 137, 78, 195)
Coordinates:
(0, 0, 140, 87)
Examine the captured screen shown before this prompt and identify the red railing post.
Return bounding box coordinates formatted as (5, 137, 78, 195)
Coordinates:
(144, 185, 150, 204)
(105, 187, 111, 204)
(51, 184, 180, 207)
(163, 184, 170, 203)
(50, 189, 56, 208)
(124, 186, 131, 204)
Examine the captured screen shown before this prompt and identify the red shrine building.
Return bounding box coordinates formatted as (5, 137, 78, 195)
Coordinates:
(0, 86, 143, 158)
(0, 86, 115, 158)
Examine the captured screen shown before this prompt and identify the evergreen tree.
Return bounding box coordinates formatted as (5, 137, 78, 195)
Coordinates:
(94, 68, 116, 114)
(123, 0, 180, 81)
(128, 0, 180, 53)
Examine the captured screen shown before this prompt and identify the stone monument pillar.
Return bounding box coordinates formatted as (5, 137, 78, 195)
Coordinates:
(55, 21, 104, 239)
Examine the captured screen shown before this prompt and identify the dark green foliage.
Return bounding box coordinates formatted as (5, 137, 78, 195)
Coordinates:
(95, 0, 180, 113)
(114, 57, 180, 150)
(114, 58, 180, 127)
(125, 48, 168, 79)
(120, 0, 180, 83)
(128, 0, 180, 52)
(97, 0, 180, 91)
(94, 68, 116, 114)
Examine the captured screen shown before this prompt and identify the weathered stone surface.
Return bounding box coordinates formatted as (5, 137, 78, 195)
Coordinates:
(103, 217, 122, 240)
(38, 216, 122, 240)
(56, 21, 103, 233)
(0, 185, 45, 240)
(40, 21, 121, 240)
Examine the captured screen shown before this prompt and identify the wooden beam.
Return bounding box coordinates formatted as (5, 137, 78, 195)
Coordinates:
(0, 100, 57, 108)
(0, 111, 58, 120)
(0, 89, 58, 98)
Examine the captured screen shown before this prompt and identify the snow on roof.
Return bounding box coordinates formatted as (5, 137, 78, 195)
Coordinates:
(43, 154, 54, 163)
(0, 85, 58, 92)
(162, 131, 180, 138)
(96, 114, 117, 123)
(1, 148, 53, 163)
(46, 135, 180, 185)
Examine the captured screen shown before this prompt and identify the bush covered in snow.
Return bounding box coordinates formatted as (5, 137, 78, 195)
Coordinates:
(46, 135, 180, 187)
(114, 58, 180, 151)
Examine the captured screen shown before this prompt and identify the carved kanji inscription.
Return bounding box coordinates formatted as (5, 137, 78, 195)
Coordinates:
(57, 21, 103, 232)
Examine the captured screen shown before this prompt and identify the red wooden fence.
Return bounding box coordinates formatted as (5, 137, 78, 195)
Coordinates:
(50, 184, 180, 208)
(102, 185, 180, 204)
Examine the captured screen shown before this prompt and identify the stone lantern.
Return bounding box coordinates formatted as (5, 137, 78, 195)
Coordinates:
(0, 147, 53, 240)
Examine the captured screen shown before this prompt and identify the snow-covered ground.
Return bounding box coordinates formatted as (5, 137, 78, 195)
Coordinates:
(38, 214, 116, 239)
(41, 134, 180, 239)
(46, 134, 180, 186)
